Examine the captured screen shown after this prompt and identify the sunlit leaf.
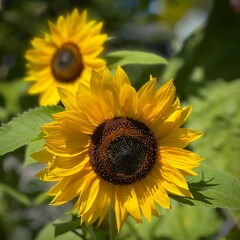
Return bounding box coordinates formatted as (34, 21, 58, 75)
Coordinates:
(0, 106, 63, 155)
(105, 50, 168, 69)
(186, 79, 240, 178)
(173, 164, 240, 209)
(120, 205, 222, 240)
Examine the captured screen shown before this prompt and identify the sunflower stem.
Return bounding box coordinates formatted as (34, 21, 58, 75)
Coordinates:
(109, 207, 118, 240)
(88, 226, 98, 240)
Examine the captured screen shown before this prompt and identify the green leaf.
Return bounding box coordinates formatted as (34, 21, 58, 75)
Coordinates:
(55, 219, 81, 237)
(120, 206, 222, 240)
(0, 106, 63, 155)
(0, 183, 31, 206)
(105, 50, 168, 69)
(186, 79, 240, 178)
(36, 222, 80, 240)
(173, 164, 240, 209)
(24, 138, 45, 165)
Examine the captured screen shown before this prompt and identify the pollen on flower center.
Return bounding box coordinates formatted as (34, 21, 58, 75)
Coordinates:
(89, 117, 158, 185)
(51, 42, 83, 83)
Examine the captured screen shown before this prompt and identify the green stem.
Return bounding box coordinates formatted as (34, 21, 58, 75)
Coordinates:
(109, 207, 118, 240)
(88, 227, 98, 240)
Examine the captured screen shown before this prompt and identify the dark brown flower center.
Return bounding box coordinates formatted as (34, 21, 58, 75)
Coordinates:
(51, 43, 83, 83)
(89, 117, 158, 185)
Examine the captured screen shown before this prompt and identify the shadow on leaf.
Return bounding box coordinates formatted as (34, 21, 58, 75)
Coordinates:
(171, 171, 218, 206)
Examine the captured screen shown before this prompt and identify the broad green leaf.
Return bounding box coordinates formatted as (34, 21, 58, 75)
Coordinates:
(55, 219, 81, 237)
(120, 206, 222, 240)
(36, 222, 80, 240)
(0, 106, 63, 155)
(153, 206, 222, 240)
(173, 164, 240, 209)
(186, 79, 240, 178)
(0, 183, 31, 206)
(105, 50, 168, 69)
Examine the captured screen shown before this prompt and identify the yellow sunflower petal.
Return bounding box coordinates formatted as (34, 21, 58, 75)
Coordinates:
(57, 88, 78, 110)
(30, 37, 55, 51)
(47, 177, 68, 196)
(142, 79, 176, 122)
(48, 21, 63, 47)
(50, 155, 89, 177)
(84, 58, 106, 69)
(36, 167, 61, 182)
(89, 70, 119, 117)
(160, 147, 203, 171)
(143, 173, 170, 209)
(114, 66, 131, 88)
(83, 177, 100, 213)
(53, 110, 95, 135)
(159, 163, 189, 190)
(137, 77, 157, 112)
(39, 87, 60, 106)
(153, 105, 192, 138)
(160, 178, 193, 198)
(28, 78, 53, 94)
(78, 172, 98, 217)
(51, 170, 93, 204)
(114, 187, 128, 233)
(159, 128, 204, 148)
(134, 181, 154, 221)
(119, 84, 138, 118)
(123, 186, 142, 223)
(97, 181, 112, 226)
(76, 93, 111, 125)
(31, 149, 53, 164)
(25, 49, 53, 63)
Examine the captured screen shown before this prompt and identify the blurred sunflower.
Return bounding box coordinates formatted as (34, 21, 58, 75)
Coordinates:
(33, 67, 203, 232)
(25, 9, 107, 106)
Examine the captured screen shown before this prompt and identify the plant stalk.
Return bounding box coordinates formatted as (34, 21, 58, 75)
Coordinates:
(109, 207, 118, 240)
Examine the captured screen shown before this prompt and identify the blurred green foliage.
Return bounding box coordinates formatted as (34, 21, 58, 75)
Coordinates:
(1, 0, 240, 239)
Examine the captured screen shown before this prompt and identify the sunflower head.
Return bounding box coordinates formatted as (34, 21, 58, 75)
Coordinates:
(33, 67, 203, 232)
(25, 8, 107, 106)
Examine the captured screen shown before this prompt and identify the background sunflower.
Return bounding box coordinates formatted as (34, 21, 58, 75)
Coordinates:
(25, 8, 107, 106)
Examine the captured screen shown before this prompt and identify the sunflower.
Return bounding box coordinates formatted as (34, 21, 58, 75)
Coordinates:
(25, 8, 107, 106)
(33, 67, 203, 232)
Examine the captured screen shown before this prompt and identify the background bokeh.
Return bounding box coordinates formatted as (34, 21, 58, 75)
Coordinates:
(0, 0, 240, 239)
